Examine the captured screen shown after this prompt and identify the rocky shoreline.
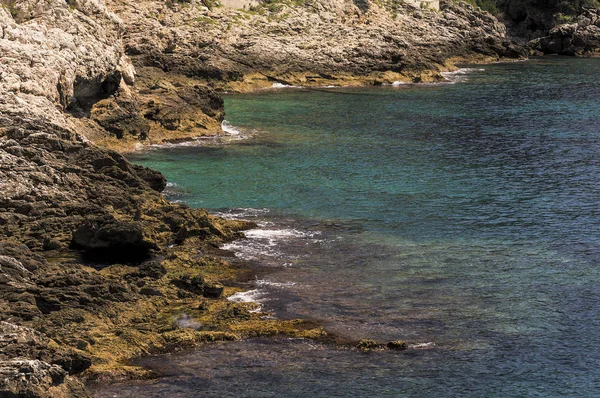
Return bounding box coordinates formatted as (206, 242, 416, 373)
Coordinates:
(1, 0, 599, 396)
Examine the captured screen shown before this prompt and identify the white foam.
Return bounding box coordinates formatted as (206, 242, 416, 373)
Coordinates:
(147, 138, 216, 149)
(441, 68, 485, 83)
(221, 239, 284, 261)
(255, 279, 296, 288)
(392, 81, 408, 86)
(244, 228, 316, 240)
(228, 289, 263, 303)
(227, 289, 265, 312)
(442, 67, 485, 76)
(271, 83, 301, 89)
(174, 314, 202, 330)
(409, 342, 436, 349)
(221, 226, 320, 265)
(221, 120, 242, 136)
(213, 208, 271, 220)
(166, 181, 177, 188)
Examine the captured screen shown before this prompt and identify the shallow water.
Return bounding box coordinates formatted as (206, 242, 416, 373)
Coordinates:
(96, 57, 600, 397)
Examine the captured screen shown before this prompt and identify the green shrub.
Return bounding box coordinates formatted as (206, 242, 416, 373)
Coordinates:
(457, 0, 499, 15)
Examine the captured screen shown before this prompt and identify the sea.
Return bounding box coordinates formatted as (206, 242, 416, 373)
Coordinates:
(94, 57, 600, 397)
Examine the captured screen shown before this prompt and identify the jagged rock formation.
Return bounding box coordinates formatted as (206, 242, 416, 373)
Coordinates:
(0, 358, 89, 398)
(0, 322, 90, 397)
(491, 0, 600, 54)
(111, 0, 525, 92)
(529, 8, 600, 55)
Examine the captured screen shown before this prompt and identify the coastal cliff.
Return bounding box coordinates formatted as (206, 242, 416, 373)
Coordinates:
(0, 0, 591, 396)
(488, 0, 600, 55)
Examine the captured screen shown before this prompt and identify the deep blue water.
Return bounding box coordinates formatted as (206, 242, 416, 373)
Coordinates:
(96, 57, 600, 397)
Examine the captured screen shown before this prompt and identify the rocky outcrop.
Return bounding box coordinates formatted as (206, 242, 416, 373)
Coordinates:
(491, 0, 600, 54)
(111, 0, 526, 90)
(529, 8, 600, 55)
(0, 322, 90, 397)
(0, 359, 89, 398)
(0, 0, 128, 109)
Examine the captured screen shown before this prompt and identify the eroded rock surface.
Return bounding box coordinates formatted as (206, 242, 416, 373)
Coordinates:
(111, 0, 526, 89)
(0, 359, 89, 398)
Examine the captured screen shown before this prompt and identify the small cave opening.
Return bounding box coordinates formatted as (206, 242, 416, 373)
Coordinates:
(67, 71, 122, 115)
(78, 247, 153, 268)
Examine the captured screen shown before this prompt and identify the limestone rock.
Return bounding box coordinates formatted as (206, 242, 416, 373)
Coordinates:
(0, 359, 89, 398)
(109, 0, 526, 90)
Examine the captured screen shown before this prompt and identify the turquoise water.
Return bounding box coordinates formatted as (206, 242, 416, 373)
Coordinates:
(97, 57, 600, 397)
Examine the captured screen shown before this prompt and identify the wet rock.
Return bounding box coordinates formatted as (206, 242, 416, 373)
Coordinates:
(132, 165, 167, 193)
(356, 339, 380, 350)
(172, 274, 204, 295)
(202, 282, 224, 299)
(387, 340, 408, 350)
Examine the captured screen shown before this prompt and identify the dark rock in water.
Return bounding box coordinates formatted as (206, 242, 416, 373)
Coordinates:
(356, 339, 380, 350)
(387, 340, 408, 350)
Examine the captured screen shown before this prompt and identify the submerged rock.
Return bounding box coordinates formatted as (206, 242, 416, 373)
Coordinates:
(387, 340, 408, 350)
(356, 339, 380, 350)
